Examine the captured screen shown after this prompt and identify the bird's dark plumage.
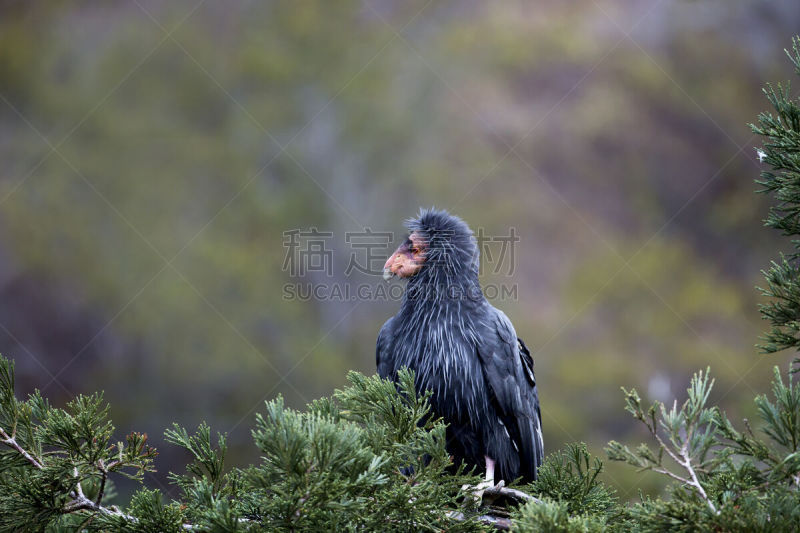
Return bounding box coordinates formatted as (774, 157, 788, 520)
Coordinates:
(376, 208, 543, 483)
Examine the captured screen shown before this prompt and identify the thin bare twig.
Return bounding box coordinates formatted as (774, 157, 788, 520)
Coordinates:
(96, 459, 108, 505)
(679, 444, 717, 514)
(0, 426, 43, 469)
(650, 467, 690, 486)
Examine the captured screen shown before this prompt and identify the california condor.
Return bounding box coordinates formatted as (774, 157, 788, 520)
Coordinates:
(376, 208, 543, 486)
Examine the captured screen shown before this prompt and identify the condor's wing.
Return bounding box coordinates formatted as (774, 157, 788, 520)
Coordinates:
(477, 308, 544, 481)
(376, 316, 396, 379)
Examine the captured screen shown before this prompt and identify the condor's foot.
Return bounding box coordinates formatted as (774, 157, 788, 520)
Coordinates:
(462, 456, 497, 504)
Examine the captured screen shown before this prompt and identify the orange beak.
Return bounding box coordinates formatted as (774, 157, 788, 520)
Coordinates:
(383, 252, 399, 280)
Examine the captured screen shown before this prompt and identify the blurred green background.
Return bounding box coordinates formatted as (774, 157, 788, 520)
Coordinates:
(1, 0, 799, 501)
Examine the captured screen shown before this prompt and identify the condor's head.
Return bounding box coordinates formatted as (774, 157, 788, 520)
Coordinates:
(383, 208, 479, 284)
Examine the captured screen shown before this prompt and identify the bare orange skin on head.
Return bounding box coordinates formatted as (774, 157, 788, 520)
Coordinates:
(383, 232, 427, 279)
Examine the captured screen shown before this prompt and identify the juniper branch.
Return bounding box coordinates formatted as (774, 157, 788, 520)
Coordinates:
(607, 369, 720, 514)
(0, 425, 43, 469)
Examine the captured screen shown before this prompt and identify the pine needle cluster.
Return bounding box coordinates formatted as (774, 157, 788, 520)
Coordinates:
(0, 364, 495, 532)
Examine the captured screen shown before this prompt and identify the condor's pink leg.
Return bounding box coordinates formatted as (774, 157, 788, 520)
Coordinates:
(484, 456, 495, 486)
(463, 455, 497, 503)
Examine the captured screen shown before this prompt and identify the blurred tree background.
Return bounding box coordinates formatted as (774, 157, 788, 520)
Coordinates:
(1, 0, 799, 501)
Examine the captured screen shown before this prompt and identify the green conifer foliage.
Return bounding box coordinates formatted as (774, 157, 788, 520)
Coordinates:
(752, 37, 800, 356)
(0, 360, 491, 532)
